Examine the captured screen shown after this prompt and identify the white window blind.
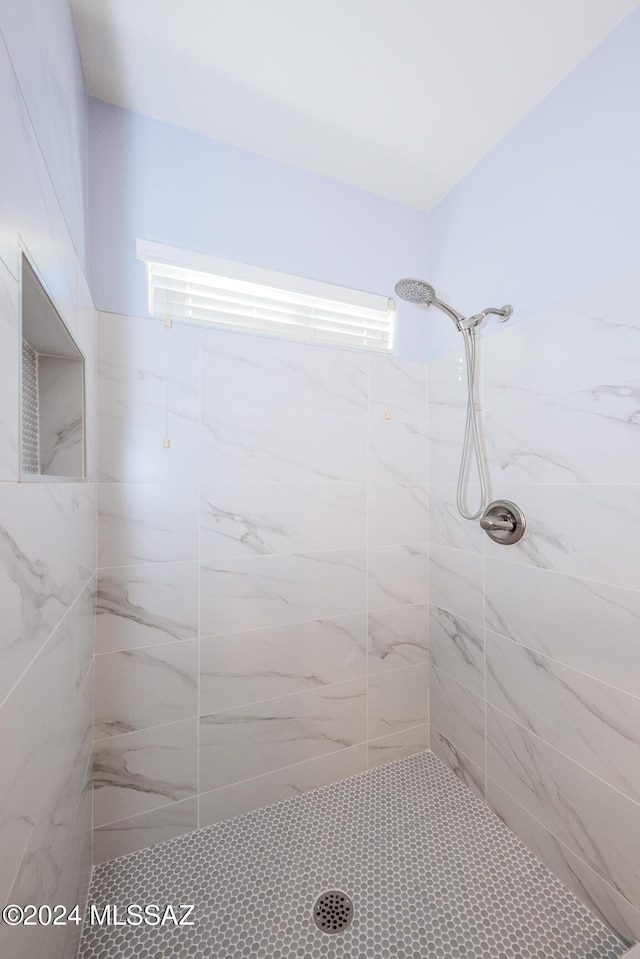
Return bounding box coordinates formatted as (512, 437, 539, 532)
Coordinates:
(137, 241, 395, 352)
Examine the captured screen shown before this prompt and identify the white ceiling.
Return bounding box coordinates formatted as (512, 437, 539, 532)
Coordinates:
(72, 0, 638, 210)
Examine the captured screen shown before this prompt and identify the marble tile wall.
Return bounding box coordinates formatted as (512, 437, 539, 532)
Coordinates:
(427, 267, 640, 944)
(0, 16, 96, 959)
(94, 321, 429, 863)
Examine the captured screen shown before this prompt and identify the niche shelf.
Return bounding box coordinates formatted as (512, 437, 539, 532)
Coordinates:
(20, 254, 85, 479)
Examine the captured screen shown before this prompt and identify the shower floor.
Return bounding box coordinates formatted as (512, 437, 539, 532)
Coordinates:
(79, 751, 626, 959)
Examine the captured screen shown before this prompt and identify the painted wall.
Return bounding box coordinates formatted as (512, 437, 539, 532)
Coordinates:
(87, 98, 429, 361)
(426, 6, 640, 360)
(426, 5, 640, 943)
(0, 3, 97, 957)
(92, 314, 429, 862)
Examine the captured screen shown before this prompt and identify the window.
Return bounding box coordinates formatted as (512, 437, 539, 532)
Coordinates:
(137, 241, 394, 352)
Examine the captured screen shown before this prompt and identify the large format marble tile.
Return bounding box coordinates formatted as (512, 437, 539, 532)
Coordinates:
(200, 328, 368, 417)
(200, 614, 367, 714)
(93, 797, 199, 865)
(98, 311, 200, 410)
(483, 483, 640, 590)
(199, 745, 368, 828)
(430, 728, 485, 800)
(0, 482, 79, 703)
(54, 770, 93, 958)
(0, 37, 77, 318)
(77, 481, 98, 590)
(96, 562, 199, 654)
(486, 630, 640, 805)
(74, 576, 95, 694)
(484, 379, 640, 485)
(38, 356, 84, 476)
(428, 412, 468, 485)
(429, 605, 484, 697)
(427, 344, 481, 423)
(488, 779, 640, 944)
(201, 408, 366, 485)
(93, 718, 198, 827)
(199, 679, 367, 792)
(0, 259, 19, 480)
(367, 664, 429, 740)
(428, 483, 484, 553)
(485, 559, 640, 699)
(200, 549, 367, 636)
(98, 484, 199, 567)
(367, 603, 429, 674)
(367, 543, 429, 610)
(6, 705, 90, 954)
(99, 398, 199, 484)
(0, 0, 87, 263)
(95, 640, 198, 739)
(368, 354, 427, 423)
(430, 667, 486, 771)
(0, 609, 76, 907)
(482, 268, 640, 411)
(486, 706, 640, 911)
(367, 484, 428, 547)
(367, 724, 429, 769)
(368, 417, 428, 485)
(200, 482, 366, 558)
(428, 543, 484, 626)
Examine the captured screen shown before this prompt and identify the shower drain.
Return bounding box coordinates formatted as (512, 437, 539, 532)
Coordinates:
(313, 891, 354, 934)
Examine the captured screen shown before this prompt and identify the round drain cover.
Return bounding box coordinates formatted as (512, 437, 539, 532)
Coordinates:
(313, 891, 354, 934)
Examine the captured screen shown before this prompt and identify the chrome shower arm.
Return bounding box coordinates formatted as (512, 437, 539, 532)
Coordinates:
(432, 296, 466, 328)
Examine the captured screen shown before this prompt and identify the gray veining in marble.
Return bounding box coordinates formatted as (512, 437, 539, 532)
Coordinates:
(485, 559, 640, 699)
(367, 543, 429, 610)
(486, 706, 640, 911)
(95, 640, 198, 738)
(428, 543, 484, 626)
(367, 603, 429, 673)
(93, 719, 198, 827)
(486, 630, 640, 805)
(201, 408, 367, 485)
(429, 605, 484, 696)
(200, 482, 366, 558)
(199, 678, 367, 792)
(367, 664, 429, 739)
(96, 562, 199, 653)
(200, 327, 368, 417)
(200, 548, 367, 636)
(200, 614, 367, 714)
(430, 666, 486, 771)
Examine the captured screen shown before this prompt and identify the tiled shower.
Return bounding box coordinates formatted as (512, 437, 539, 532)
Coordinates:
(93, 319, 429, 861)
(1, 0, 640, 956)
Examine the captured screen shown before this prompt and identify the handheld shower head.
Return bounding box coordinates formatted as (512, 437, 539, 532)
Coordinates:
(394, 278, 464, 328)
(394, 278, 436, 305)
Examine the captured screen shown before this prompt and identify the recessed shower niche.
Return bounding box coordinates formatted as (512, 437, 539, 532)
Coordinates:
(20, 254, 85, 478)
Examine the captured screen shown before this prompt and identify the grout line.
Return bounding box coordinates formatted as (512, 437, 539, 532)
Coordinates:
(483, 510, 488, 800)
(483, 551, 640, 596)
(488, 702, 640, 811)
(195, 326, 202, 829)
(0, 573, 95, 712)
(484, 626, 640, 705)
(92, 714, 198, 744)
(365, 353, 371, 766)
(95, 794, 198, 831)
(198, 664, 370, 720)
(485, 770, 640, 922)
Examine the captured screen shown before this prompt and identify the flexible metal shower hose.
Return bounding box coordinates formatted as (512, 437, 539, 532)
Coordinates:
(456, 328, 488, 521)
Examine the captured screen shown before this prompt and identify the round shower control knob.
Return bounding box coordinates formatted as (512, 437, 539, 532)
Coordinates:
(480, 500, 526, 545)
